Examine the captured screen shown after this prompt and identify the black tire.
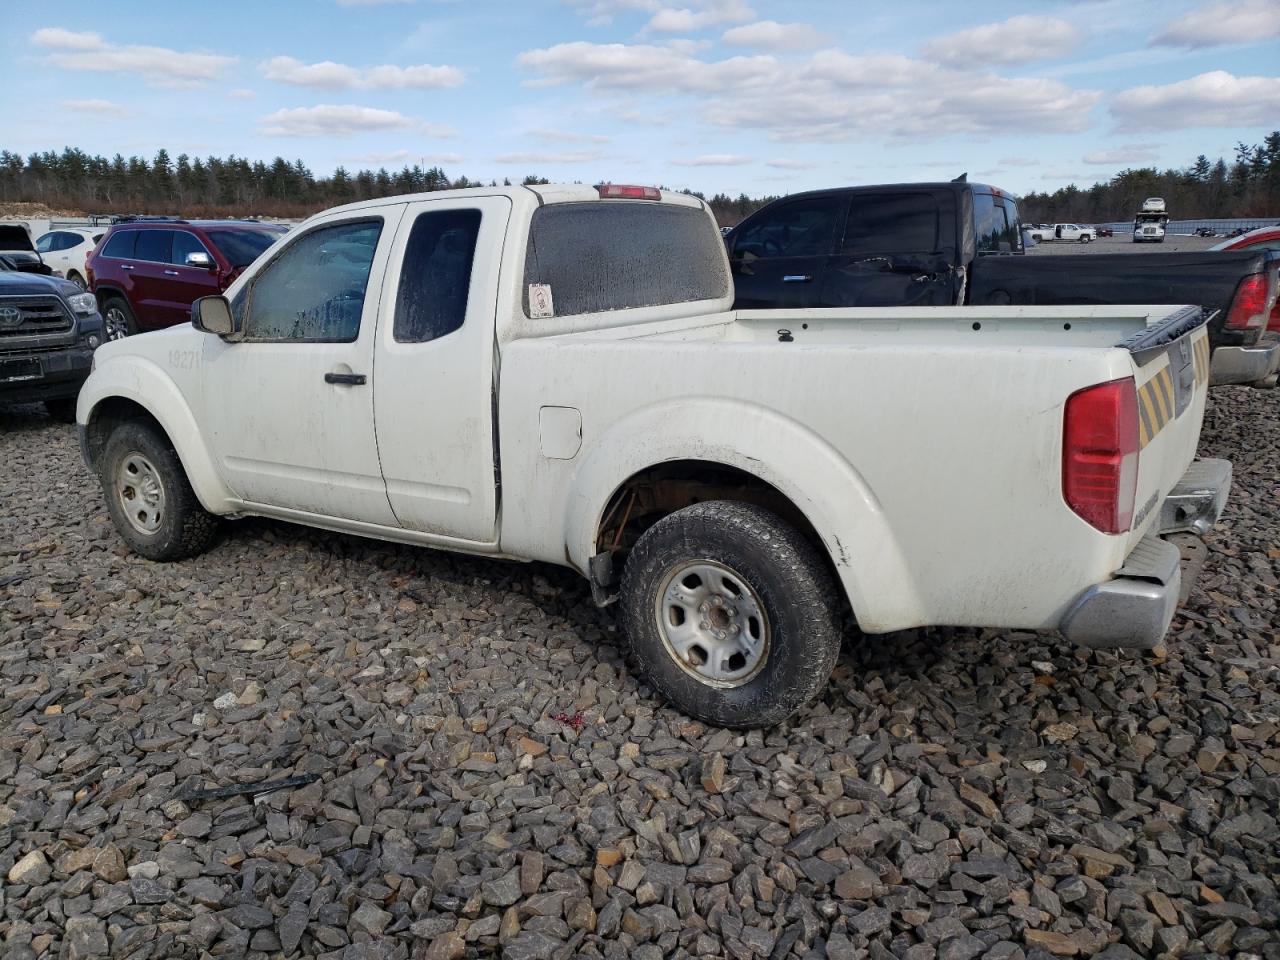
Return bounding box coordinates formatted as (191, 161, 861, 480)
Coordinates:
(44, 398, 78, 423)
(102, 296, 137, 341)
(66, 271, 86, 290)
(1079, 235, 1091, 243)
(620, 501, 841, 728)
(99, 420, 219, 560)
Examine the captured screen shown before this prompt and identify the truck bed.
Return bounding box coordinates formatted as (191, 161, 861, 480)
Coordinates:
(498, 303, 1211, 635)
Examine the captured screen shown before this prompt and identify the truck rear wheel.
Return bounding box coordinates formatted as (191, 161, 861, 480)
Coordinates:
(620, 501, 841, 728)
(99, 421, 219, 560)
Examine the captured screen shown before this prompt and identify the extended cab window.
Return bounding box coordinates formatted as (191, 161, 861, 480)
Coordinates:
(241, 220, 382, 342)
(733, 198, 839, 259)
(842, 193, 938, 255)
(524, 203, 727, 317)
(101, 231, 136, 259)
(395, 209, 480, 343)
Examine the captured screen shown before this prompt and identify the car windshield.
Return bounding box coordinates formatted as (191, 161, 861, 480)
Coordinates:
(203, 229, 282, 268)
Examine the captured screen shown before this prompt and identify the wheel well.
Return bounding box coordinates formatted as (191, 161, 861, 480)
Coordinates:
(593, 460, 840, 598)
(84, 397, 165, 472)
(95, 285, 126, 308)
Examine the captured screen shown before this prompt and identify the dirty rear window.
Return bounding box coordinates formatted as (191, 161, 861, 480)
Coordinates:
(523, 202, 727, 317)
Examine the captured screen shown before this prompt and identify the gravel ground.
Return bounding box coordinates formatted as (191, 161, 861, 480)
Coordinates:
(1025, 236, 1221, 255)
(1, 385, 1277, 960)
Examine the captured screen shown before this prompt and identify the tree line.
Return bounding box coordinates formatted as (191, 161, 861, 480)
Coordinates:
(0, 134, 1276, 226)
(1019, 133, 1280, 224)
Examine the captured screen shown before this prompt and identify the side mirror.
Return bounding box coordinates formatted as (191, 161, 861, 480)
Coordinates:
(186, 251, 215, 269)
(192, 295, 235, 337)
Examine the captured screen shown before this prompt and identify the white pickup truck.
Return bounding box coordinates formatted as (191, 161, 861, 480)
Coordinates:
(77, 183, 1230, 727)
(1028, 223, 1097, 243)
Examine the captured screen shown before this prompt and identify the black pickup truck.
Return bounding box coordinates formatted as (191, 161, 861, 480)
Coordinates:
(0, 270, 105, 421)
(726, 182, 1280, 387)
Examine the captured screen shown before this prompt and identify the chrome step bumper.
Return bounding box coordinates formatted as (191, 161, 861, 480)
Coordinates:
(1060, 458, 1230, 649)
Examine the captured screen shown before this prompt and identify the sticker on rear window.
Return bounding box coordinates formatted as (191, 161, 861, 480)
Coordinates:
(529, 283, 555, 319)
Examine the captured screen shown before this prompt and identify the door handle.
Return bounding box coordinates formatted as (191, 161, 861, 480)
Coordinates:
(164, 269, 179, 276)
(120, 264, 134, 270)
(325, 372, 367, 386)
(782, 275, 812, 282)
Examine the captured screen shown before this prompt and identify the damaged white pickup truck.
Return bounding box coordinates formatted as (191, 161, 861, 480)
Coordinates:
(77, 183, 1230, 727)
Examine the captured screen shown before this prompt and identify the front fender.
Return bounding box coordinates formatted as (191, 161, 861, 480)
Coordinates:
(77, 356, 236, 514)
(562, 398, 926, 632)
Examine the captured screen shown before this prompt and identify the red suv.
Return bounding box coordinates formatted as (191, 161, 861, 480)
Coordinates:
(87, 219, 286, 340)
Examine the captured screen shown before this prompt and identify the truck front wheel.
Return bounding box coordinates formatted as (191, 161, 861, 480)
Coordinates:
(620, 501, 841, 728)
(99, 421, 219, 560)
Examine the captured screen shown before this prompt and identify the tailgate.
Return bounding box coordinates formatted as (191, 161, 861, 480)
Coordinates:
(1123, 306, 1211, 547)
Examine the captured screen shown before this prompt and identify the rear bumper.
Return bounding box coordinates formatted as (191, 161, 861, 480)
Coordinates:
(1060, 458, 1231, 649)
(1209, 335, 1280, 387)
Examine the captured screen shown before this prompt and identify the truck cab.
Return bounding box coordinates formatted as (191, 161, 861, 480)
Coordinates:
(1134, 212, 1169, 243)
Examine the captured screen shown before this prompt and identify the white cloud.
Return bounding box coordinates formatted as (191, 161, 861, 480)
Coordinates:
(260, 55, 463, 90)
(923, 15, 1083, 66)
(1000, 156, 1039, 166)
(529, 128, 611, 143)
(494, 150, 604, 163)
(673, 153, 753, 165)
(344, 150, 465, 166)
(59, 98, 129, 118)
(32, 28, 234, 87)
(646, 0, 754, 32)
(1082, 143, 1160, 165)
(1110, 71, 1280, 129)
(722, 20, 823, 51)
(260, 104, 419, 137)
(765, 159, 816, 169)
(519, 42, 1099, 141)
(1153, 0, 1280, 48)
(229, 88, 256, 99)
(566, 0, 660, 26)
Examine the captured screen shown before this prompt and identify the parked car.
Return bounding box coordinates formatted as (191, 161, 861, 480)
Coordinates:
(723, 182, 1280, 387)
(87, 219, 287, 340)
(35, 227, 104, 289)
(1210, 226, 1280, 253)
(1142, 197, 1167, 213)
(1, 269, 104, 421)
(0, 223, 54, 276)
(78, 183, 1228, 727)
(1096, 226, 1114, 238)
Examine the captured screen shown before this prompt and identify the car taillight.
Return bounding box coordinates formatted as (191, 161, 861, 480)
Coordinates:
(1063, 378, 1139, 535)
(1224, 273, 1271, 331)
(597, 184, 661, 200)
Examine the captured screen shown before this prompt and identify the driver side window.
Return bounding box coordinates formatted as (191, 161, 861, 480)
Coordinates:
(241, 219, 382, 342)
(733, 198, 840, 260)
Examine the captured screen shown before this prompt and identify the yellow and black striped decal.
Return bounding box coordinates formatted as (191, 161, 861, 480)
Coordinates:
(1137, 367, 1175, 448)
(1192, 333, 1210, 386)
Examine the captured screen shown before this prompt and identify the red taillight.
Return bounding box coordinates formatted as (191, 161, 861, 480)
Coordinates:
(1224, 273, 1271, 331)
(1063, 378, 1139, 535)
(597, 184, 661, 200)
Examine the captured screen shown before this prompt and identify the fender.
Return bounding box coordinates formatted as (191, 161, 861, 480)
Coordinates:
(561, 397, 927, 632)
(77, 355, 237, 514)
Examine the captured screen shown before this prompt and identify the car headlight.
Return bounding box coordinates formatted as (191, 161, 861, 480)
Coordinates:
(68, 292, 98, 315)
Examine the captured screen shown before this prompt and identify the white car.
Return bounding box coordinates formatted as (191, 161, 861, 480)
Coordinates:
(35, 227, 104, 288)
(76, 183, 1228, 727)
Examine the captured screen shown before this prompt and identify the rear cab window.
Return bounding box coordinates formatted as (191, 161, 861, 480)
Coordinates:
(843, 193, 940, 256)
(973, 191, 1023, 255)
(523, 202, 727, 317)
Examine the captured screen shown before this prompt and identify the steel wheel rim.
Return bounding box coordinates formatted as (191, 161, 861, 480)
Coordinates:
(654, 559, 770, 688)
(104, 307, 129, 340)
(116, 452, 166, 535)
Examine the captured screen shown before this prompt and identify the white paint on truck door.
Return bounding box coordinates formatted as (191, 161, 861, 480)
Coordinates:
(372, 194, 511, 542)
(201, 206, 406, 524)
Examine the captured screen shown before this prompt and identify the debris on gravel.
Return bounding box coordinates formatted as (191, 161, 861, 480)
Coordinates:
(1, 387, 1278, 959)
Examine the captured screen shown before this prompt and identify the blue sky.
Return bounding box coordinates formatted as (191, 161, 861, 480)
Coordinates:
(2, 0, 1278, 198)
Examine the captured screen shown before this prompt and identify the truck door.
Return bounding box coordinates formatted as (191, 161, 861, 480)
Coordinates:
(728, 196, 843, 309)
(201, 206, 406, 524)
(371, 195, 511, 543)
(817, 191, 957, 307)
